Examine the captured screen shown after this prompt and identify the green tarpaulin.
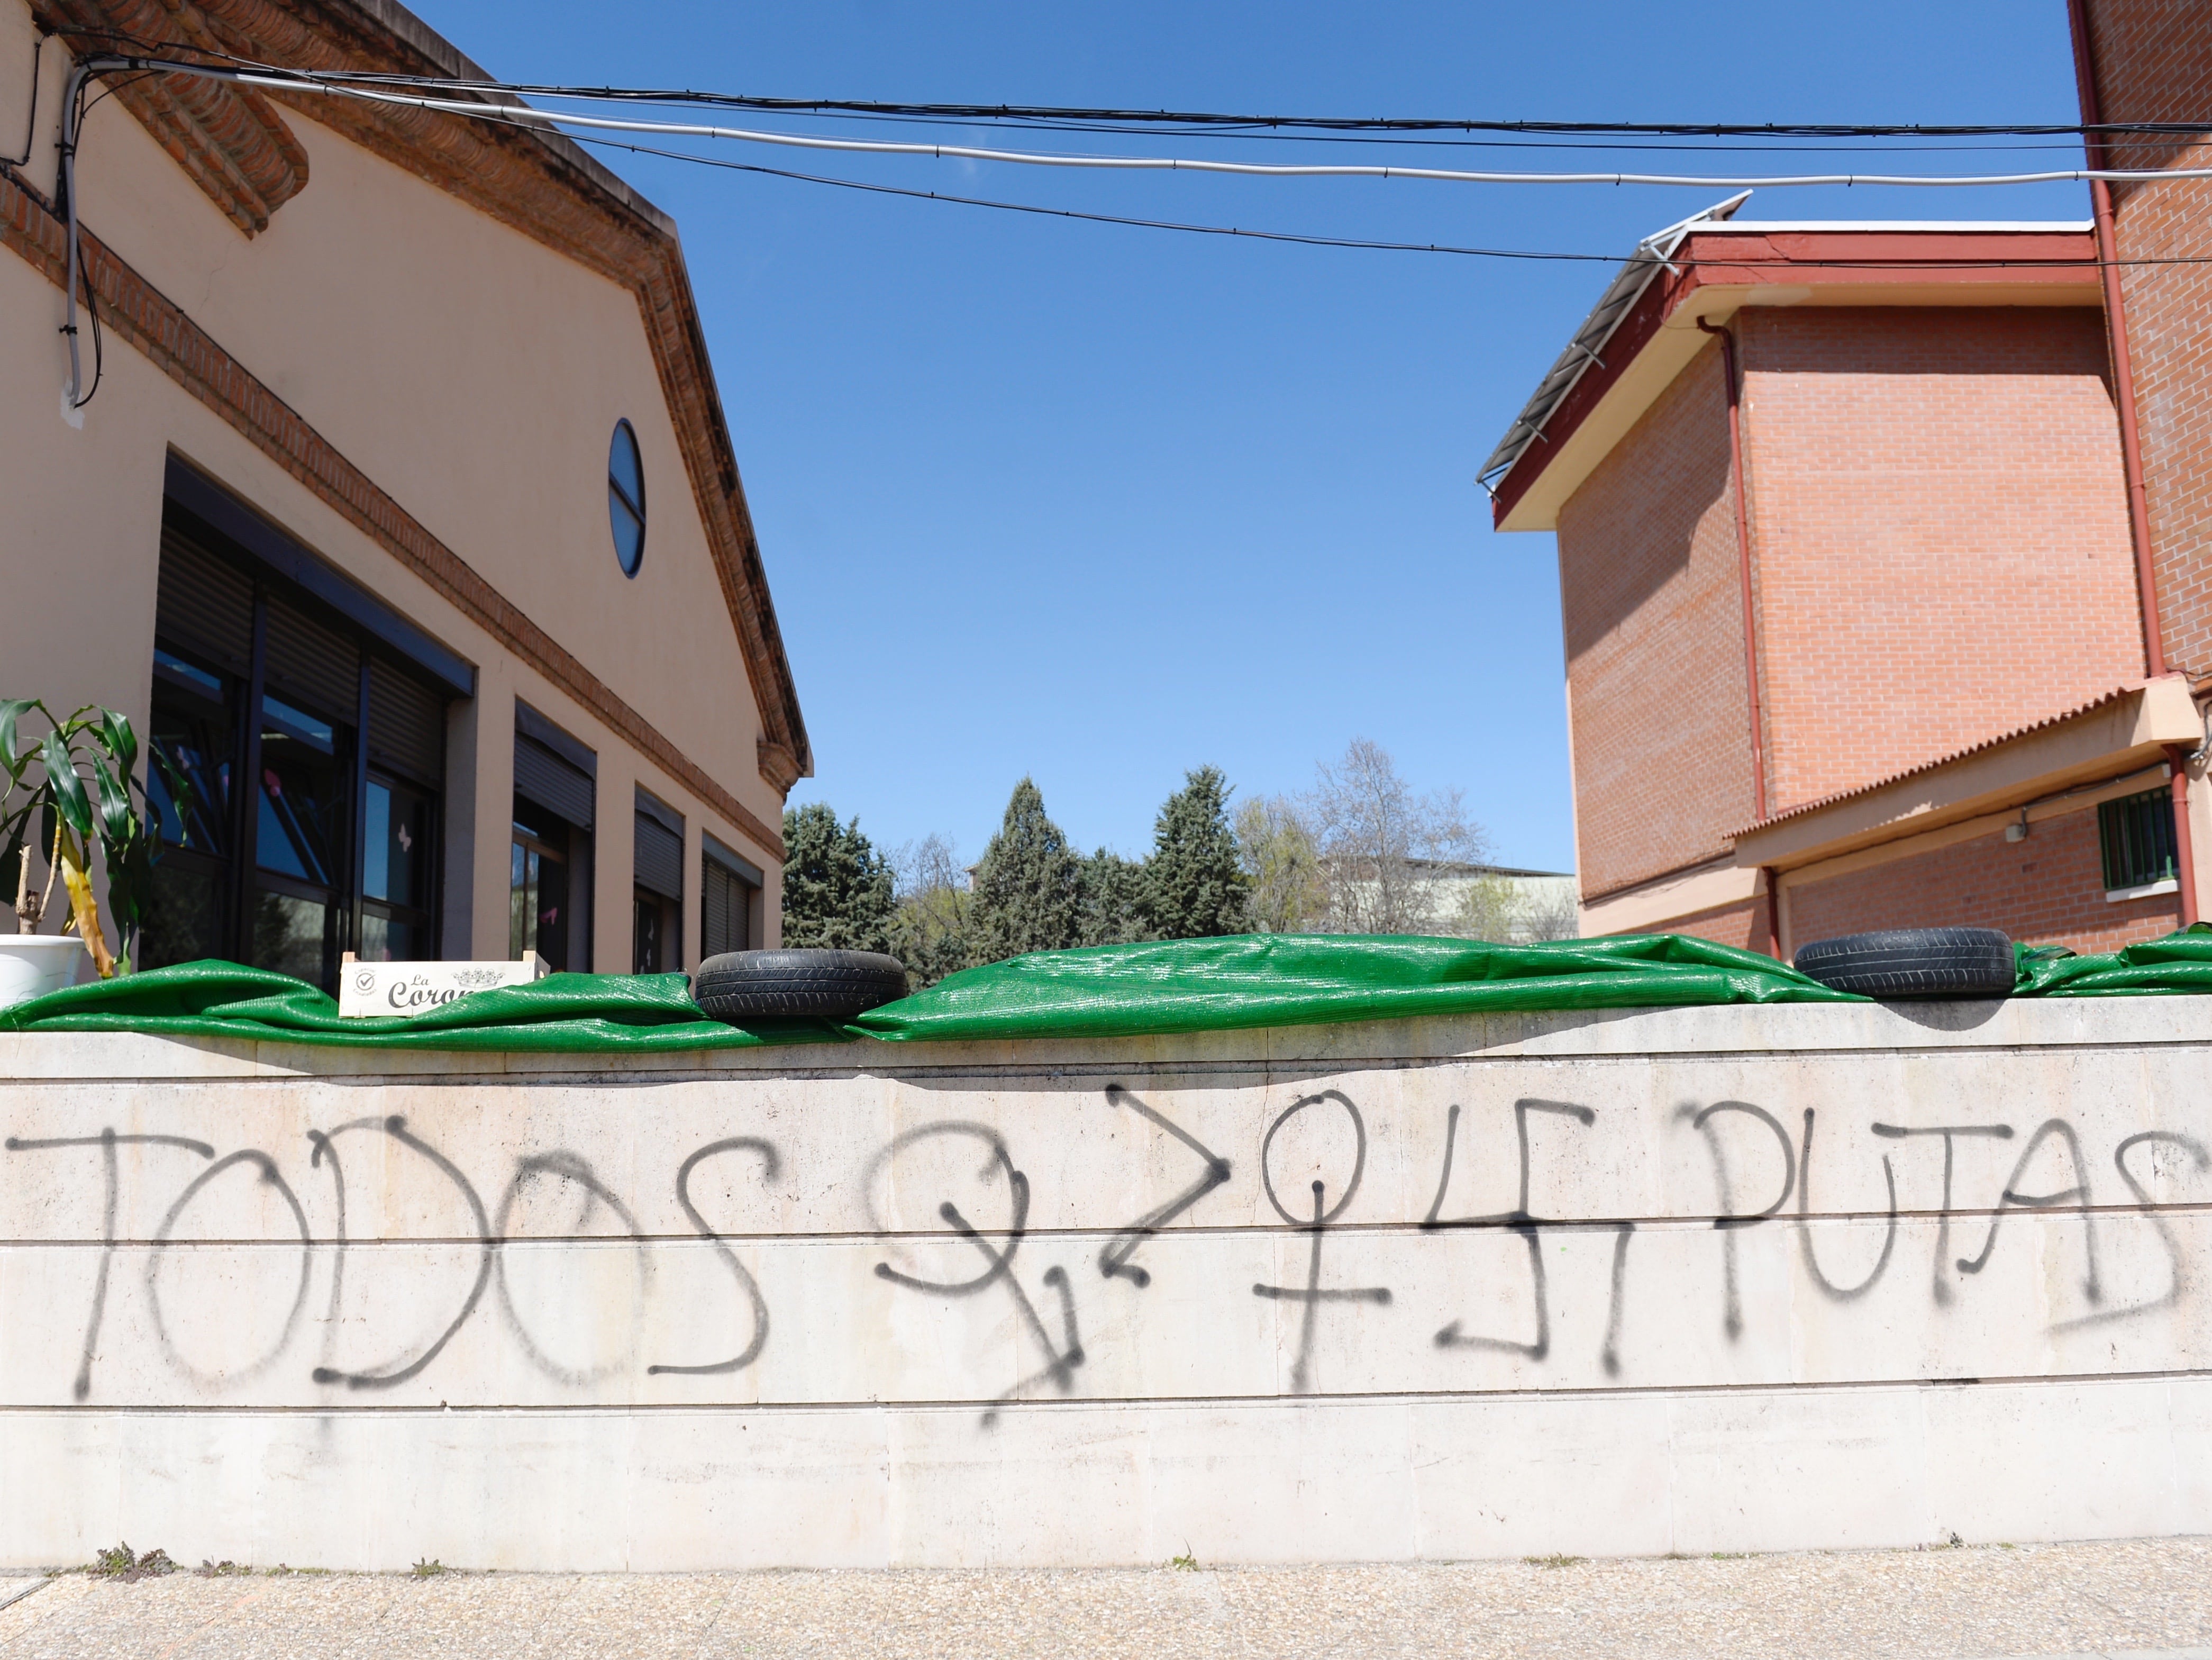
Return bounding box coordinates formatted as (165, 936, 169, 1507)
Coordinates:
(0, 927, 2205, 1054)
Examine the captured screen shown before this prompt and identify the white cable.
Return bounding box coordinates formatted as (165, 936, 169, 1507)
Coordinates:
(205, 65, 2212, 189)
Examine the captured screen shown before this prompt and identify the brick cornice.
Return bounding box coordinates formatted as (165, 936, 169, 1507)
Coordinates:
(0, 168, 785, 862)
(38, 0, 310, 233)
(34, 0, 812, 792)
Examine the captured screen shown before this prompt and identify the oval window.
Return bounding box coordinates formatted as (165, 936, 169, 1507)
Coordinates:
(607, 419, 646, 577)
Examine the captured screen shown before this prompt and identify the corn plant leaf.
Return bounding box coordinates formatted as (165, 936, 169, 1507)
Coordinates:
(98, 709, 138, 780)
(89, 753, 133, 848)
(41, 730, 93, 842)
(0, 700, 34, 778)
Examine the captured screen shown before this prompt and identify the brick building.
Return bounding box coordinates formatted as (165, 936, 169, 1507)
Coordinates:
(1485, 177, 2208, 954)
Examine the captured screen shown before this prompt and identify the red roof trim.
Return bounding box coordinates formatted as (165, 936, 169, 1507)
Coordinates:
(1489, 228, 2099, 528)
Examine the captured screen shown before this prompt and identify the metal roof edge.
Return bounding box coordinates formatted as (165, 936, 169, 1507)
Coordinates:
(1476, 191, 1751, 493)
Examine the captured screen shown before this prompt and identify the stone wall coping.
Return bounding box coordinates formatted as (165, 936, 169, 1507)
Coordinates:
(3, 994, 2206, 1081)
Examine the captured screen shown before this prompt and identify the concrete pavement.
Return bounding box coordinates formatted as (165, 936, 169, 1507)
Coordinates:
(0, 1537, 2208, 1658)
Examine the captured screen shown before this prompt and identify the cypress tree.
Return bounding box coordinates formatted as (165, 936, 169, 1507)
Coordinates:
(1078, 849, 1154, 947)
(969, 777, 1082, 961)
(1142, 765, 1251, 939)
(779, 803, 896, 953)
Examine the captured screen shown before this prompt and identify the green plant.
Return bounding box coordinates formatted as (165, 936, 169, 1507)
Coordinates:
(412, 1557, 446, 1577)
(1168, 1548, 1199, 1572)
(1, 700, 177, 977)
(1525, 1554, 1585, 1569)
(88, 1543, 175, 1581)
(196, 1559, 250, 1577)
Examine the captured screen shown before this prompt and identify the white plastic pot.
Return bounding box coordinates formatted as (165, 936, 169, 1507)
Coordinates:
(0, 935, 87, 1010)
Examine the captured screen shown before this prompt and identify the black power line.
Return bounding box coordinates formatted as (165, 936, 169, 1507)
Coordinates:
(38, 27, 2212, 143)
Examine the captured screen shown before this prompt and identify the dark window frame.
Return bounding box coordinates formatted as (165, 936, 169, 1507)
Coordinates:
(147, 467, 464, 984)
(2099, 786, 2180, 894)
(608, 419, 647, 578)
(700, 832, 763, 958)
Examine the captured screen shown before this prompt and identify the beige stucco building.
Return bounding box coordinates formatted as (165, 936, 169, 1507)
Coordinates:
(0, 0, 808, 986)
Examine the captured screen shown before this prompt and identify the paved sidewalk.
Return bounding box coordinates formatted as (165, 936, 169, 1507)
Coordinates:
(0, 1538, 2207, 1658)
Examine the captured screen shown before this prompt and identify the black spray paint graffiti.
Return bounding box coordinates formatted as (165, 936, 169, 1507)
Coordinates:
(1795, 1109, 1897, 1303)
(1097, 1084, 1231, 1288)
(311, 1115, 493, 1391)
(8, 1085, 2206, 1409)
(1251, 1091, 1391, 1395)
(1956, 1119, 2101, 1306)
(4, 1128, 215, 1400)
(147, 1149, 313, 1390)
(6, 1115, 784, 1400)
(1868, 1121, 2016, 1305)
(2052, 1131, 2210, 1332)
(1678, 1101, 1797, 1342)
(869, 1122, 1084, 1423)
(648, 1138, 777, 1376)
(493, 1152, 651, 1387)
(1425, 1100, 1634, 1375)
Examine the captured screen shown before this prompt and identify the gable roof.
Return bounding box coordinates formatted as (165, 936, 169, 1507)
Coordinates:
(35, 0, 812, 791)
(1481, 198, 2101, 532)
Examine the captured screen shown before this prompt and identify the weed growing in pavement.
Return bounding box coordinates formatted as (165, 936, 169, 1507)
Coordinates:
(196, 1560, 251, 1577)
(1525, 1555, 1585, 1569)
(1168, 1550, 1199, 1572)
(88, 1545, 175, 1582)
(1711, 1553, 1748, 1561)
(412, 1558, 447, 1578)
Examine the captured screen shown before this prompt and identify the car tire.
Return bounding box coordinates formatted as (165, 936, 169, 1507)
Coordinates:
(1792, 927, 2016, 1000)
(691, 949, 909, 1021)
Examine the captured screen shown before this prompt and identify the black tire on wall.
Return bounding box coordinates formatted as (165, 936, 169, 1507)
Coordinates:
(1792, 927, 2016, 1000)
(691, 949, 909, 1021)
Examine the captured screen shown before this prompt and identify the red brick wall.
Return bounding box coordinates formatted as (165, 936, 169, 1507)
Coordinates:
(1739, 306, 2144, 810)
(1787, 805, 2179, 955)
(2086, 0, 2212, 679)
(1556, 343, 1755, 896)
(1643, 897, 1762, 953)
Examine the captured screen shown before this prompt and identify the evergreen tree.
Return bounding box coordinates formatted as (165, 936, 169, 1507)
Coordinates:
(1142, 765, 1251, 939)
(779, 803, 895, 953)
(1078, 849, 1154, 947)
(969, 778, 1081, 961)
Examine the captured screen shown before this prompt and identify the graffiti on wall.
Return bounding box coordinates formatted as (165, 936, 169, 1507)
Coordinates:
(5, 1079, 2205, 1419)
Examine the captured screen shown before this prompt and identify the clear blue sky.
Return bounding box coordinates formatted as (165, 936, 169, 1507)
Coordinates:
(421, 0, 2087, 873)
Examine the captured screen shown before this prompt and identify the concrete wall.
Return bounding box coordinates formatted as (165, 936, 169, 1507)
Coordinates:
(2, 997, 2210, 1568)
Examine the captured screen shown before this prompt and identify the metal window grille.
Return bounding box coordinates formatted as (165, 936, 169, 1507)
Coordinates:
(2098, 788, 2178, 892)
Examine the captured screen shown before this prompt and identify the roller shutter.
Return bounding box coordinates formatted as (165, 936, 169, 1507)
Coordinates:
(515, 733, 594, 828)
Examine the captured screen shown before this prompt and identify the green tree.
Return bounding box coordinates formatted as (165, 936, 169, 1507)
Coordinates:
(1235, 794, 1326, 933)
(1142, 765, 1249, 939)
(779, 803, 895, 952)
(887, 833, 976, 988)
(1078, 849, 1154, 947)
(969, 777, 1081, 961)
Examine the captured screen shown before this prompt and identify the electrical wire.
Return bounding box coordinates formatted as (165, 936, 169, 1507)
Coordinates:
(580, 133, 2212, 273)
(200, 67, 2212, 189)
(0, 34, 40, 171)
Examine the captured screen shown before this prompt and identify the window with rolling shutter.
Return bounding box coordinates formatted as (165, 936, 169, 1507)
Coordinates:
(155, 528, 253, 676)
(515, 735, 595, 828)
(146, 480, 461, 983)
(635, 799, 684, 900)
(263, 594, 361, 722)
(700, 833, 760, 958)
(368, 659, 444, 786)
(632, 790, 684, 972)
